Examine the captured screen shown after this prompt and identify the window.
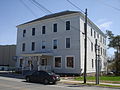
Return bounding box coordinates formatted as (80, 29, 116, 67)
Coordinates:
(31, 42, 35, 51)
(42, 26, 46, 34)
(53, 39, 57, 49)
(41, 58, 47, 66)
(66, 56, 74, 68)
(53, 23, 57, 32)
(20, 59, 23, 67)
(100, 35, 102, 42)
(32, 28, 35, 36)
(91, 28, 92, 36)
(22, 43, 25, 51)
(94, 31, 96, 38)
(23, 30, 26, 37)
(54, 57, 61, 68)
(97, 33, 99, 39)
(92, 59, 94, 68)
(91, 42, 93, 51)
(101, 47, 102, 55)
(42, 41, 45, 49)
(66, 38, 70, 48)
(66, 21, 70, 30)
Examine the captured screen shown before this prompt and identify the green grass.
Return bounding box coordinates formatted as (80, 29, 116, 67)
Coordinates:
(74, 76, 120, 82)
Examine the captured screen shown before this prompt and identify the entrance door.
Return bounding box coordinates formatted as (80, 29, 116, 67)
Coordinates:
(41, 58, 47, 66)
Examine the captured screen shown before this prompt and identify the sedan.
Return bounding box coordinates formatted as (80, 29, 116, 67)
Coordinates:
(25, 70, 60, 84)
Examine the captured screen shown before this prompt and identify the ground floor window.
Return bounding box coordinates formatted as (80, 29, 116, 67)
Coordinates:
(54, 57, 61, 68)
(66, 56, 74, 68)
(41, 58, 47, 66)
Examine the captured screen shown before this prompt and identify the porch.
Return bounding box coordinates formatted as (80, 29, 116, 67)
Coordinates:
(18, 53, 53, 71)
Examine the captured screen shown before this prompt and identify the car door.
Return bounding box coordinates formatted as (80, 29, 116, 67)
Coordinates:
(31, 72, 39, 82)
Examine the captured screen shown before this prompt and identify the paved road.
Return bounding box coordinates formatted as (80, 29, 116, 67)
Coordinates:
(0, 76, 118, 90)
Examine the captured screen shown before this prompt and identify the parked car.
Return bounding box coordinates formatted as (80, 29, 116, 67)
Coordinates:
(25, 70, 60, 84)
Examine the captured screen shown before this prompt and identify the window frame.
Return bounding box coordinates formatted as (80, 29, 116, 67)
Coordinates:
(31, 42, 35, 51)
(32, 28, 35, 36)
(54, 56, 62, 69)
(65, 55, 75, 69)
(53, 39, 58, 49)
(66, 20, 70, 30)
(23, 29, 26, 37)
(53, 23, 57, 32)
(65, 37, 71, 48)
(42, 26, 46, 34)
(22, 43, 25, 52)
(42, 41, 46, 49)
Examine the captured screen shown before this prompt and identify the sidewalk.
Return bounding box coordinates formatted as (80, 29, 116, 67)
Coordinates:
(60, 78, 120, 86)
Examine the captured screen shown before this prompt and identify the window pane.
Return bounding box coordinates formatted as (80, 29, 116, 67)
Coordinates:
(53, 23, 57, 32)
(22, 43, 25, 51)
(91, 28, 92, 36)
(67, 57, 74, 68)
(23, 30, 26, 37)
(32, 42, 35, 51)
(53, 39, 57, 49)
(66, 21, 70, 30)
(42, 41, 45, 49)
(66, 38, 70, 48)
(42, 26, 45, 34)
(32, 28, 35, 36)
(55, 57, 61, 67)
(92, 59, 94, 68)
(91, 42, 93, 51)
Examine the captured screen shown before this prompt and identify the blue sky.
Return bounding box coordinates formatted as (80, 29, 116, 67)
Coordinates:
(0, 0, 120, 55)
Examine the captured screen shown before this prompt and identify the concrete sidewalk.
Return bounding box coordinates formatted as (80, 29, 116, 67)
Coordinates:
(60, 79, 120, 86)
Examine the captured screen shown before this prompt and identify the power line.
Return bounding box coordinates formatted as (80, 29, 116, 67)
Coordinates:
(19, 0, 37, 17)
(31, 0, 51, 14)
(66, 0, 85, 13)
(96, 0, 120, 12)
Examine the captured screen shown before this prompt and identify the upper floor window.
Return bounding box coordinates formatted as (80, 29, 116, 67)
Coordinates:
(94, 31, 96, 38)
(53, 23, 57, 32)
(42, 41, 45, 49)
(91, 28, 92, 36)
(66, 21, 70, 30)
(97, 33, 99, 39)
(23, 30, 26, 37)
(66, 38, 70, 48)
(91, 42, 93, 51)
(42, 26, 46, 34)
(53, 39, 58, 49)
(22, 43, 25, 51)
(32, 28, 35, 36)
(31, 42, 35, 51)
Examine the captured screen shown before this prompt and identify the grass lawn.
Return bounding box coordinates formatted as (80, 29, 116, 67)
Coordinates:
(74, 76, 120, 83)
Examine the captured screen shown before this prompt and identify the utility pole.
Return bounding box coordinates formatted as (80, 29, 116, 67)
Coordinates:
(95, 39, 99, 84)
(84, 8, 87, 84)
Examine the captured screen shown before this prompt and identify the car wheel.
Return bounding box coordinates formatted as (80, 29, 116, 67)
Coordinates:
(26, 77, 30, 82)
(44, 79, 49, 85)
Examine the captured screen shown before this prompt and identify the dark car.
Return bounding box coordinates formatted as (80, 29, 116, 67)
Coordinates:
(25, 70, 60, 84)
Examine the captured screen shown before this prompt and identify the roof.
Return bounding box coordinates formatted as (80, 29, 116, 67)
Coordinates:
(17, 10, 106, 37)
(17, 11, 79, 27)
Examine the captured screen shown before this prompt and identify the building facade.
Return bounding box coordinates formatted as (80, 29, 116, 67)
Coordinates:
(16, 11, 106, 74)
(0, 45, 16, 70)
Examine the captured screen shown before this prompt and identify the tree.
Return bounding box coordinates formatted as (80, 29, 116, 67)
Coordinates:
(106, 30, 120, 75)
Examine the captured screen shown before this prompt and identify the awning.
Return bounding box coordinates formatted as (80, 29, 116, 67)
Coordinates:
(21, 53, 53, 57)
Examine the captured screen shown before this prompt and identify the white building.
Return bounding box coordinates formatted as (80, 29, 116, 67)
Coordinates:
(16, 11, 106, 75)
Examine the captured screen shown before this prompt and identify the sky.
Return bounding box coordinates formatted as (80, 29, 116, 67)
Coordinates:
(0, 0, 120, 55)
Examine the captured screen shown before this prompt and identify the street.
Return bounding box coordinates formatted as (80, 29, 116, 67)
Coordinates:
(0, 76, 118, 90)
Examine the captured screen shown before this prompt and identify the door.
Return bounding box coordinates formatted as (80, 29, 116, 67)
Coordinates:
(41, 58, 47, 66)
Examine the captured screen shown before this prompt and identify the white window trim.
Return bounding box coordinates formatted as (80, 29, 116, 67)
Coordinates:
(65, 37, 71, 49)
(52, 22, 58, 32)
(65, 55, 75, 69)
(53, 56, 62, 69)
(65, 20, 71, 30)
(52, 38, 58, 50)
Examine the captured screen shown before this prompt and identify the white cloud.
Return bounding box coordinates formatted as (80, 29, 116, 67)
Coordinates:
(97, 19, 107, 23)
(99, 21, 113, 30)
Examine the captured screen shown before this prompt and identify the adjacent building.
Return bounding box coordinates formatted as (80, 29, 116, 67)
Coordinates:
(16, 11, 106, 75)
(0, 45, 16, 70)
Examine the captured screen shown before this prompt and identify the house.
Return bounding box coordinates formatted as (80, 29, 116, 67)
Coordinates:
(0, 45, 16, 70)
(16, 11, 106, 75)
